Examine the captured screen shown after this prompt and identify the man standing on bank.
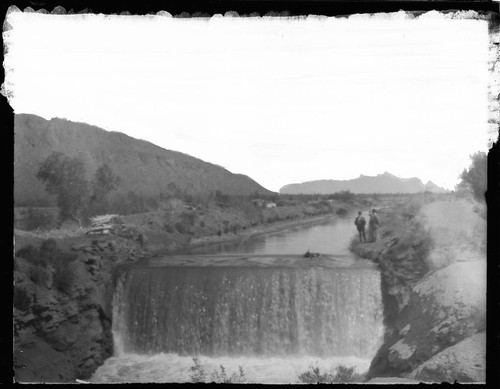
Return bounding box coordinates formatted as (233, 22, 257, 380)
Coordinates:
(367, 209, 381, 242)
(354, 211, 367, 242)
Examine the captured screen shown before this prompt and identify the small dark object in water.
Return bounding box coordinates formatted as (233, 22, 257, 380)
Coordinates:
(304, 250, 321, 258)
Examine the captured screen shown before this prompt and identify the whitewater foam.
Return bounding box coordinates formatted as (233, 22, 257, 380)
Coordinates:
(90, 352, 372, 383)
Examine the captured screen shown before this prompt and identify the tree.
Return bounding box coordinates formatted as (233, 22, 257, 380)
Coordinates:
(37, 154, 121, 223)
(89, 163, 120, 213)
(456, 151, 487, 202)
(36, 152, 89, 223)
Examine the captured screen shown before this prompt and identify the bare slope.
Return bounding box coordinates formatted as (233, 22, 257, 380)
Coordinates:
(14, 114, 272, 205)
(280, 172, 449, 194)
(352, 198, 486, 382)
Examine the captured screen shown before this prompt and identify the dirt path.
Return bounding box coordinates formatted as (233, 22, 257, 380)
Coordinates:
(417, 199, 486, 270)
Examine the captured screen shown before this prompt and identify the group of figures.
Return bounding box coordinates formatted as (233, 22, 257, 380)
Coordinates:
(354, 209, 380, 243)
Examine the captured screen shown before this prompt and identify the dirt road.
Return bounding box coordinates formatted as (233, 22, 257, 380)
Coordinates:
(417, 198, 486, 270)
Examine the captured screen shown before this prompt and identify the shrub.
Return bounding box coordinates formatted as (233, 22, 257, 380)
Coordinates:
(349, 236, 360, 251)
(15, 245, 39, 263)
(189, 358, 245, 384)
(329, 190, 355, 202)
(53, 262, 78, 294)
(24, 207, 55, 231)
(175, 222, 186, 234)
(164, 223, 175, 233)
(210, 364, 246, 384)
(173, 211, 196, 234)
(298, 365, 330, 383)
(403, 194, 426, 217)
(180, 211, 196, 225)
(298, 364, 363, 384)
(39, 239, 58, 257)
(28, 265, 51, 287)
(336, 208, 348, 216)
(40, 239, 77, 265)
(333, 365, 364, 382)
(214, 190, 230, 206)
(14, 287, 31, 311)
(189, 357, 207, 383)
(17, 239, 78, 291)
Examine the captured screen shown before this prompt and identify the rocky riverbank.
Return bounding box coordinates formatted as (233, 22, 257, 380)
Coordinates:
(13, 225, 150, 382)
(351, 197, 486, 383)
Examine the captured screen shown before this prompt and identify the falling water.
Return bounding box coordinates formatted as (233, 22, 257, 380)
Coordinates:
(91, 217, 385, 383)
(114, 266, 382, 358)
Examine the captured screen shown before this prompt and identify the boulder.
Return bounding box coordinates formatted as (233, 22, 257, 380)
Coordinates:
(407, 332, 485, 383)
(385, 261, 486, 374)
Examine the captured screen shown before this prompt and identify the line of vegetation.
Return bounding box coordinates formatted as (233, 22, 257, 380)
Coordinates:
(455, 151, 487, 203)
(18, 151, 370, 233)
(298, 363, 364, 383)
(188, 358, 364, 384)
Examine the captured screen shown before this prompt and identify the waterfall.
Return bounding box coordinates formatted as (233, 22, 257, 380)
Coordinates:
(112, 265, 384, 359)
(112, 271, 127, 357)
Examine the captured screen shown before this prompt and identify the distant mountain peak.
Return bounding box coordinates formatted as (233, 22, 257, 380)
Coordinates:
(280, 172, 448, 194)
(381, 171, 399, 178)
(424, 180, 449, 193)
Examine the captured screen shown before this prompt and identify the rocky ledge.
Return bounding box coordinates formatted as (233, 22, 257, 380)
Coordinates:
(14, 224, 149, 382)
(351, 198, 486, 383)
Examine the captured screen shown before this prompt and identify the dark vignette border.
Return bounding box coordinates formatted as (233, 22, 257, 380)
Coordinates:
(1, 1, 500, 16)
(2, 0, 499, 386)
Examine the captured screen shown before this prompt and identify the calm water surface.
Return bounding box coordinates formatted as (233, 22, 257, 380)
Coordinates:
(185, 215, 357, 256)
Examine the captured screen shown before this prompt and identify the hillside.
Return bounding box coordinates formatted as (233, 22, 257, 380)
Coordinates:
(280, 172, 449, 195)
(14, 114, 273, 206)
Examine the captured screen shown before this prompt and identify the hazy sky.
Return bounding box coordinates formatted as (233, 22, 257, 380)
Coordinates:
(4, 10, 492, 192)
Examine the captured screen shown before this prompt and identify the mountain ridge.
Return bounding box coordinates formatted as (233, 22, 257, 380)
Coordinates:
(14, 114, 273, 206)
(280, 172, 449, 194)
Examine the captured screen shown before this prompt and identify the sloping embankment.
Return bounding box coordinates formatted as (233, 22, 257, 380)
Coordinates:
(351, 198, 486, 383)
